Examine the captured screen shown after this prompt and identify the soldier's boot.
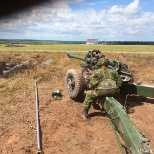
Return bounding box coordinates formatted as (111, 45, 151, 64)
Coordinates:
(92, 102, 101, 110)
(82, 108, 89, 119)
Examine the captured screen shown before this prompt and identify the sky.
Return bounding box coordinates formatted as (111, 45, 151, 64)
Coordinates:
(0, 0, 154, 41)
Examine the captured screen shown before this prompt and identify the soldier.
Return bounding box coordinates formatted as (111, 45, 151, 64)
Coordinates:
(82, 58, 122, 119)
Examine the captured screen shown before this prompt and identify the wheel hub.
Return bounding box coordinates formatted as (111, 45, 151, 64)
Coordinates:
(67, 78, 75, 92)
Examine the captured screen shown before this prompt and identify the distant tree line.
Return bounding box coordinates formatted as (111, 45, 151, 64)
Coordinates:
(101, 41, 154, 45)
(0, 39, 154, 45)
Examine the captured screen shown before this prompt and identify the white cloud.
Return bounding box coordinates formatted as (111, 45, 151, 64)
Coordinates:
(125, 0, 140, 14)
(108, 0, 140, 14)
(0, 0, 154, 41)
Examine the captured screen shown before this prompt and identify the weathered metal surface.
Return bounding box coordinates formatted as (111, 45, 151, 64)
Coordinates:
(120, 83, 154, 98)
(104, 97, 152, 154)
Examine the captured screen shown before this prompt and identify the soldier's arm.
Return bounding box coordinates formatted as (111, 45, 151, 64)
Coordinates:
(115, 72, 122, 87)
(90, 70, 103, 89)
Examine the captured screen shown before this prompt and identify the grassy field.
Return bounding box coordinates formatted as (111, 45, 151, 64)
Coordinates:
(0, 44, 154, 52)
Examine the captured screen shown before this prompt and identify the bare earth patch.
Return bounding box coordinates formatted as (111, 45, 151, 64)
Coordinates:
(0, 51, 154, 154)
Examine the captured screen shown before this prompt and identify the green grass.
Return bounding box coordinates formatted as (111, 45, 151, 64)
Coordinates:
(0, 44, 154, 52)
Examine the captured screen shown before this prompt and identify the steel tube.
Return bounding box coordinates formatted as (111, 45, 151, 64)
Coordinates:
(35, 79, 41, 151)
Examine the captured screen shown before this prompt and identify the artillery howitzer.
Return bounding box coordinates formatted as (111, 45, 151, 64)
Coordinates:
(67, 50, 133, 83)
(65, 50, 154, 154)
(66, 50, 133, 99)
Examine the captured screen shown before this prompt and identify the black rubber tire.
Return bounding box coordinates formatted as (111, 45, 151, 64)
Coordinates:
(65, 69, 86, 99)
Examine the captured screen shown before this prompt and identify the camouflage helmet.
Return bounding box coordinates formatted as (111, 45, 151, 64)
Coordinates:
(97, 58, 109, 66)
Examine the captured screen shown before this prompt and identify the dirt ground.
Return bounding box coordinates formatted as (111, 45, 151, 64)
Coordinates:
(0, 51, 154, 154)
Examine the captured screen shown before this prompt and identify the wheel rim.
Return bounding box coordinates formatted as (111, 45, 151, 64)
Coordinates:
(67, 77, 75, 92)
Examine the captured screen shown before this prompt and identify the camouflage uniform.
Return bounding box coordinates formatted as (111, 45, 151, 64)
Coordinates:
(83, 60, 122, 111)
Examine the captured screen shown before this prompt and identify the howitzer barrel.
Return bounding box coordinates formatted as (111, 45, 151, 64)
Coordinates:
(67, 53, 85, 61)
